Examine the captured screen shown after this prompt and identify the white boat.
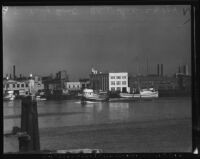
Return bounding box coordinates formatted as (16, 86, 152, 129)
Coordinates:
(3, 91, 15, 101)
(119, 93, 134, 98)
(81, 89, 109, 102)
(36, 95, 47, 101)
(139, 88, 159, 98)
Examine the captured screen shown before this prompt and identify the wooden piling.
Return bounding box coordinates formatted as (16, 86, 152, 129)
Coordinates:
(19, 96, 40, 152)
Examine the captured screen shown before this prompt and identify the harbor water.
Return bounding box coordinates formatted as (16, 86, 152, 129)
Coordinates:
(4, 97, 192, 152)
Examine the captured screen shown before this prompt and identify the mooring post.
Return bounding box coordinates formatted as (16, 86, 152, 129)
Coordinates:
(18, 95, 40, 152)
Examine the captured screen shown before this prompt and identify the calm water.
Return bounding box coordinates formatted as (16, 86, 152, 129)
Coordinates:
(3, 97, 191, 133)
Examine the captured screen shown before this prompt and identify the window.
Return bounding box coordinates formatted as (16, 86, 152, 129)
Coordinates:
(122, 81, 126, 85)
(69, 85, 70, 88)
(117, 87, 121, 91)
(116, 76, 121, 79)
(73, 85, 75, 88)
(111, 76, 115, 79)
(116, 81, 121, 85)
(111, 81, 115, 85)
(111, 87, 115, 91)
(122, 76, 126, 79)
(17, 84, 20, 88)
(13, 84, 15, 88)
(21, 84, 24, 88)
(7, 84, 9, 88)
(26, 84, 28, 87)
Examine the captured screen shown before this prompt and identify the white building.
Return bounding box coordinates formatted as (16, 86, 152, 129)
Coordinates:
(3, 75, 44, 96)
(65, 82, 81, 91)
(3, 80, 29, 96)
(109, 72, 130, 93)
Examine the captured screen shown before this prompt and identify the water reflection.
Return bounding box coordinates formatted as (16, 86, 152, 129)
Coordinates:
(109, 103, 129, 121)
(3, 98, 191, 133)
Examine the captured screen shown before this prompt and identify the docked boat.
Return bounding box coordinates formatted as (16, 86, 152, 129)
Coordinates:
(3, 91, 15, 101)
(138, 88, 159, 98)
(119, 93, 134, 98)
(36, 95, 47, 101)
(81, 89, 109, 102)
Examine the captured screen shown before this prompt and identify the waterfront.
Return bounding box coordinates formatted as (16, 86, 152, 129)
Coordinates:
(4, 97, 192, 153)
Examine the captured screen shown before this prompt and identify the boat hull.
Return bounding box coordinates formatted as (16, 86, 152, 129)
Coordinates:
(119, 93, 134, 98)
(133, 92, 159, 98)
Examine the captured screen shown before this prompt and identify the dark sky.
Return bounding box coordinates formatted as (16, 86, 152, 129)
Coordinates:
(3, 5, 191, 81)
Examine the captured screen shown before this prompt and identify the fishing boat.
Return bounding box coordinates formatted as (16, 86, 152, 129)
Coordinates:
(81, 89, 109, 103)
(138, 88, 159, 98)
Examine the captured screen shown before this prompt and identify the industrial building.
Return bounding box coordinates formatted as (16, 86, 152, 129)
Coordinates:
(3, 80, 29, 96)
(3, 75, 44, 96)
(79, 78, 90, 89)
(64, 82, 81, 91)
(89, 68, 109, 91)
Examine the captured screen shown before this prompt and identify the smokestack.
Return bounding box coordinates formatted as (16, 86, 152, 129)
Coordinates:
(13, 65, 15, 80)
(157, 64, 160, 76)
(161, 64, 163, 76)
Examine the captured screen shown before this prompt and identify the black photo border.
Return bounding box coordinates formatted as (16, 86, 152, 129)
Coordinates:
(1, 0, 200, 159)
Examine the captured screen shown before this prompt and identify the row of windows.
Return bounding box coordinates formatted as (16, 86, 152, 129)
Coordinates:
(111, 81, 126, 85)
(68, 85, 80, 88)
(111, 87, 121, 91)
(110, 76, 127, 79)
(4, 83, 28, 88)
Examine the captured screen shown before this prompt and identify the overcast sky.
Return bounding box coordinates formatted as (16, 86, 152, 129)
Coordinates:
(3, 5, 191, 81)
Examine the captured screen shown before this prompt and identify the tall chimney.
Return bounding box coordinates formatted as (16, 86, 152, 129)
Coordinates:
(161, 64, 163, 76)
(13, 65, 16, 80)
(157, 64, 160, 76)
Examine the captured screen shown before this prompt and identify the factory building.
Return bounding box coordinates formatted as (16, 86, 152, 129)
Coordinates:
(3, 80, 29, 96)
(89, 68, 109, 91)
(64, 82, 81, 91)
(79, 78, 90, 89)
(3, 75, 44, 96)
